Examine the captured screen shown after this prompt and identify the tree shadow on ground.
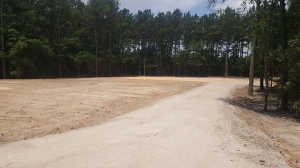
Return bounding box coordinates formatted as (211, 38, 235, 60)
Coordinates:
(217, 87, 300, 121)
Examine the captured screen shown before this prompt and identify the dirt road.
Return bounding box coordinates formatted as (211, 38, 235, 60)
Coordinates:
(0, 78, 288, 167)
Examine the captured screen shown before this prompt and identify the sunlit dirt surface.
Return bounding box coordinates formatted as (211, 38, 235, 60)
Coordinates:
(0, 77, 207, 145)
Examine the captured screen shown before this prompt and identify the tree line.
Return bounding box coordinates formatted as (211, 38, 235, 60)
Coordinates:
(1, 0, 252, 79)
(1, 0, 300, 112)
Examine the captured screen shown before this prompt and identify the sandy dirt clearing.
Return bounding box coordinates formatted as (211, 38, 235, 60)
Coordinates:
(0, 77, 205, 145)
(0, 77, 289, 167)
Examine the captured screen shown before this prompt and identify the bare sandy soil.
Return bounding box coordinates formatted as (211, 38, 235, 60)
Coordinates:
(0, 77, 298, 167)
(230, 86, 300, 168)
(0, 77, 288, 168)
(0, 77, 205, 145)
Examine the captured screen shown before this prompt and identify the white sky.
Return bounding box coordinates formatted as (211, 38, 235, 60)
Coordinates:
(214, 0, 245, 10)
(117, 0, 206, 13)
(81, 0, 244, 15)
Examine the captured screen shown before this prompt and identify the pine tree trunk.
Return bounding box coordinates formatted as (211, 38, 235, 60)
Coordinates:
(59, 55, 62, 78)
(260, 74, 264, 90)
(144, 44, 146, 76)
(248, 36, 258, 95)
(156, 51, 159, 76)
(109, 24, 112, 77)
(264, 0, 277, 112)
(18, 55, 20, 79)
(1, 0, 5, 79)
(264, 62, 269, 112)
(95, 29, 98, 77)
(280, 0, 288, 110)
(225, 41, 229, 77)
(138, 47, 140, 76)
(126, 62, 128, 76)
(248, 0, 261, 96)
(209, 49, 211, 77)
(264, 21, 270, 111)
(173, 43, 177, 76)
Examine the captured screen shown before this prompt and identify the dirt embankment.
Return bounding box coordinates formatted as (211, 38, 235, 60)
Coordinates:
(230, 86, 300, 168)
(0, 77, 203, 145)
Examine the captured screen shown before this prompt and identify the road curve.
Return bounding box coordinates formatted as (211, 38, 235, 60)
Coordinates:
(0, 81, 288, 168)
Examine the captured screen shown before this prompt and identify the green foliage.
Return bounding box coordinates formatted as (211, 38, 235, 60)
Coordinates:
(292, 100, 300, 116)
(285, 34, 300, 100)
(0, 0, 297, 84)
(8, 37, 54, 78)
(75, 51, 94, 64)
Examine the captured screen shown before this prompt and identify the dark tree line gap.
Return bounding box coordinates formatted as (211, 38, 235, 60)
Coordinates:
(1, 0, 300, 113)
